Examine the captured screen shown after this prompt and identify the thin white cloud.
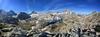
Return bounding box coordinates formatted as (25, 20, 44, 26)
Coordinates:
(44, 0, 61, 11)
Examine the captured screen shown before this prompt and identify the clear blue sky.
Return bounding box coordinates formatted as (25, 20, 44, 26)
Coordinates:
(0, 0, 100, 14)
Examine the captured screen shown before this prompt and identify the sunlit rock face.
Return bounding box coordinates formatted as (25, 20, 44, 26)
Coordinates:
(63, 9, 73, 15)
(30, 14, 39, 18)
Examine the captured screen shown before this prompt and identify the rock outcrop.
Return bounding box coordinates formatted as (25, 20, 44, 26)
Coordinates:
(3, 17, 19, 24)
(17, 12, 31, 20)
(7, 10, 17, 17)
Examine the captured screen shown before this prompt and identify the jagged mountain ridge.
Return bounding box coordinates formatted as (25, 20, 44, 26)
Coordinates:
(0, 9, 100, 37)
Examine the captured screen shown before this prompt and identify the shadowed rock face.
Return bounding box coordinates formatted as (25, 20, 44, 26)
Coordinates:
(0, 10, 7, 22)
(0, 9, 7, 16)
(94, 25, 100, 32)
(7, 10, 17, 16)
(3, 17, 19, 24)
(0, 10, 18, 24)
(17, 12, 31, 20)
